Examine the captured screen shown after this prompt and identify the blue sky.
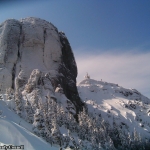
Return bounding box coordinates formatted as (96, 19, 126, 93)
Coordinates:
(0, 0, 150, 98)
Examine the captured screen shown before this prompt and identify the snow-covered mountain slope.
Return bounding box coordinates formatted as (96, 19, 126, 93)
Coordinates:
(0, 87, 115, 150)
(1, 77, 150, 150)
(78, 78, 150, 138)
(0, 99, 58, 150)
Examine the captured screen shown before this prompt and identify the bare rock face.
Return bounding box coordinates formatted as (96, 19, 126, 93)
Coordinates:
(0, 17, 83, 112)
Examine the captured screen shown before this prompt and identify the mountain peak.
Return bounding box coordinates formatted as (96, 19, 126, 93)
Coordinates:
(0, 17, 83, 112)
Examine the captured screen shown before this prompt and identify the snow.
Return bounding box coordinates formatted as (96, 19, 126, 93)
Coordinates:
(0, 99, 58, 150)
(78, 78, 150, 138)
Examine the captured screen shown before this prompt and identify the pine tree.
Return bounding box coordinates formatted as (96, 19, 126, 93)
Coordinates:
(24, 98, 33, 123)
(15, 89, 24, 117)
(51, 116, 62, 146)
(6, 88, 15, 110)
(33, 109, 45, 137)
(111, 119, 122, 148)
(32, 89, 40, 109)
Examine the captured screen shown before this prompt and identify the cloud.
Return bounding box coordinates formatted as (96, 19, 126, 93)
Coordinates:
(75, 50, 150, 98)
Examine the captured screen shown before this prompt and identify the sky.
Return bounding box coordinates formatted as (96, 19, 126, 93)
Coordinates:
(0, 0, 150, 98)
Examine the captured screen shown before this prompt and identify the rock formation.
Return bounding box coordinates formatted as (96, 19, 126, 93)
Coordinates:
(0, 17, 84, 113)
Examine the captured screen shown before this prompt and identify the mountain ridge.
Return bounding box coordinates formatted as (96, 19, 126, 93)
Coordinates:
(78, 78, 150, 136)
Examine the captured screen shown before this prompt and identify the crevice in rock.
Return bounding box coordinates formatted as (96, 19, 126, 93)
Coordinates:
(11, 23, 22, 89)
(12, 64, 16, 89)
(44, 29, 46, 43)
(17, 23, 22, 60)
(43, 28, 46, 68)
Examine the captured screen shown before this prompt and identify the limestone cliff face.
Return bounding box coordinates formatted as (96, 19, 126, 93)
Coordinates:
(0, 17, 83, 112)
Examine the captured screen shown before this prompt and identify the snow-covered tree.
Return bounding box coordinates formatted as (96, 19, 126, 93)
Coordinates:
(15, 89, 24, 117)
(51, 116, 62, 147)
(6, 88, 15, 110)
(33, 109, 45, 137)
(24, 98, 33, 123)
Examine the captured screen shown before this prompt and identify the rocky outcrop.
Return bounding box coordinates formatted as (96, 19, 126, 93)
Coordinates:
(0, 17, 84, 112)
(58, 32, 84, 113)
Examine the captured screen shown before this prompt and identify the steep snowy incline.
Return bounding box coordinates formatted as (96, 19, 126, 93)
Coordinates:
(78, 78, 150, 138)
(0, 99, 58, 150)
